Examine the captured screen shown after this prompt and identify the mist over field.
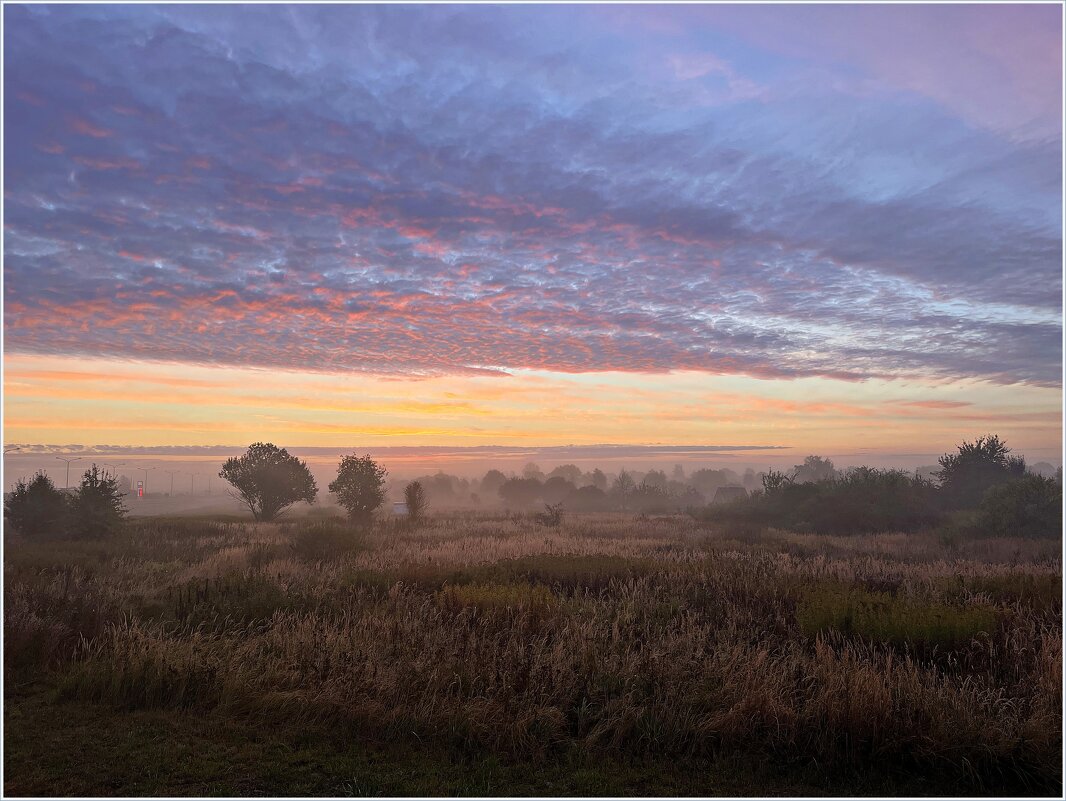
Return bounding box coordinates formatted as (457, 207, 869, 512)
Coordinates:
(3, 2, 1062, 798)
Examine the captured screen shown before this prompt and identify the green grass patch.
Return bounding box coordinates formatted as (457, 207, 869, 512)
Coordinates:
(797, 581, 1000, 651)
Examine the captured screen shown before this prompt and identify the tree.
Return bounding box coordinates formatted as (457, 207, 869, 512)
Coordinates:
(590, 468, 608, 490)
(220, 442, 318, 522)
(71, 464, 127, 538)
(612, 470, 635, 510)
(480, 469, 507, 497)
(977, 474, 1061, 538)
(522, 462, 545, 481)
(793, 456, 836, 484)
(643, 469, 668, 489)
(330, 454, 387, 525)
(498, 477, 542, 508)
(548, 464, 582, 484)
(4, 471, 69, 537)
(404, 480, 428, 523)
(936, 434, 1026, 509)
(542, 476, 576, 504)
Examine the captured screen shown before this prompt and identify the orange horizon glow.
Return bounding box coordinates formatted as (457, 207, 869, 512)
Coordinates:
(3, 354, 1061, 466)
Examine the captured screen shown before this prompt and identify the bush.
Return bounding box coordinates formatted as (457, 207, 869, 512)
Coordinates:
(404, 481, 428, 523)
(699, 468, 942, 535)
(4, 471, 69, 537)
(976, 474, 1062, 538)
(70, 465, 127, 538)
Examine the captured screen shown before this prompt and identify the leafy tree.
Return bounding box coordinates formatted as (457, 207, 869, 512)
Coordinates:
(522, 462, 545, 481)
(589, 468, 608, 490)
(71, 464, 127, 538)
(793, 456, 836, 484)
(4, 471, 69, 537)
(548, 464, 582, 483)
(761, 469, 795, 494)
(936, 434, 1026, 508)
(498, 477, 542, 508)
(643, 469, 669, 489)
(542, 476, 576, 504)
(480, 469, 508, 497)
(611, 470, 636, 510)
(220, 442, 318, 522)
(330, 454, 387, 525)
(567, 484, 608, 512)
(977, 474, 1061, 538)
(404, 480, 428, 523)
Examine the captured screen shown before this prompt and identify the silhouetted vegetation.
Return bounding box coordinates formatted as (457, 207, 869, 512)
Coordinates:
(70, 465, 128, 538)
(936, 434, 1026, 508)
(404, 480, 428, 523)
(4, 471, 68, 537)
(329, 454, 387, 526)
(220, 443, 317, 521)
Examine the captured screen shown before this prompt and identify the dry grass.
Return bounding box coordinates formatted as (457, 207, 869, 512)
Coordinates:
(4, 511, 1061, 794)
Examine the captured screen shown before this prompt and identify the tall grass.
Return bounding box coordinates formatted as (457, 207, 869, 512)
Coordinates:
(5, 512, 1061, 793)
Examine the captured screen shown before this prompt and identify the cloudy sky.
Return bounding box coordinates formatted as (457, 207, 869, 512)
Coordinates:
(3, 4, 1062, 465)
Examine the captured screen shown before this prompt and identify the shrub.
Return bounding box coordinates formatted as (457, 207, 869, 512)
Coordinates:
(404, 481, 428, 523)
(329, 454, 387, 525)
(4, 471, 69, 537)
(534, 502, 563, 527)
(976, 474, 1061, 539)
(70, 465, 127, 538)
(220, 443, 318, 521)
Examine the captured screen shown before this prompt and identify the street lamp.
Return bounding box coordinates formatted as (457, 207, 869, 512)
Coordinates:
(164, 469, 181, 496)
(54, 456, 82, 489)
(102, 461, 126, 479)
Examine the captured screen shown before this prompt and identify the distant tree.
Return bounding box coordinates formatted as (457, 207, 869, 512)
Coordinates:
(793, 456, 836, 484)
(761, 469, 795, 494)
(330, 454, 387, 525)
(404, 480, 428, 523)
(480, 469, 508, 497)
(630, 480, 672, 513)
(689, 468, 737, 497)
(71, 464, 127, 538)
(741, 468, 759, 491)
(4, 471, 69, 537)
(548, 464, 582, 484)
(672, 464, 685, 482)
(542, 476, 576, 504)
(220, 442, 318, 522)
(977, 474, 1061, 539)
(590, 468, 608, 491)
(522, 462, 545, 481)
(612, 470, 636, 510)
(936, 435, 1026, 508)
(643, 469, 668, 489)
(498, 477, 543, 508)
(567, 485, 608, 512)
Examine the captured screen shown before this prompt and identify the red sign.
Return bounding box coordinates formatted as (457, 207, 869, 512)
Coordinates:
(137, 480, 144, 498)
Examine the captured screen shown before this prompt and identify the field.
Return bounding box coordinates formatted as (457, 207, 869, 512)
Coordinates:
(4, 511, 1062, 796)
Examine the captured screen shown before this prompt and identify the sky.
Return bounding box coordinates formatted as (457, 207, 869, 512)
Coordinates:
(3, 4, 1063, 478)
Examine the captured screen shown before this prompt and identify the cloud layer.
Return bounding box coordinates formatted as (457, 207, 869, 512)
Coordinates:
(4, 5, 1062, 385)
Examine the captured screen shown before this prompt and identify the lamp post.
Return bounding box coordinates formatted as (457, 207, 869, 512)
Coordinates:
(102, 461, 126, 479)
(164, 469, 181, 496)
(54, 456, 82, 489)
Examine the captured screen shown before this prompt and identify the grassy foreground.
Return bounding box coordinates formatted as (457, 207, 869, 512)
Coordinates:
(5, 512, 1062, 796)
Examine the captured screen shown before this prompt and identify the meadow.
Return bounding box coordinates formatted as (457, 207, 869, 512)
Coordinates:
(4, 511, 1062, 796)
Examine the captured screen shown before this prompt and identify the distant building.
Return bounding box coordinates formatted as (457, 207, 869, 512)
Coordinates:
(712, 485, 748, 504)
(391, 501, 409, 516)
